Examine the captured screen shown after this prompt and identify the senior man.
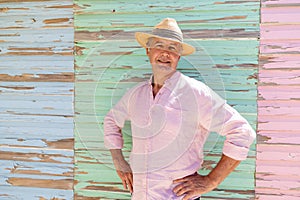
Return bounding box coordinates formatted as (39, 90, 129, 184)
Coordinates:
(104, 18, 256, 200)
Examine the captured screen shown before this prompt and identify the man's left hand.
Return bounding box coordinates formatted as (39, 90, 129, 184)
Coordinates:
(172, 173, 217, 200)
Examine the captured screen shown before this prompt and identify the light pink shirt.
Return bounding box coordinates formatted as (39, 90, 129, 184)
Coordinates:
(104, 71, 256, 200)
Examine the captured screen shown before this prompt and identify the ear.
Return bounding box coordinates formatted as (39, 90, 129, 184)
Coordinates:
(146, 48, 150, 55)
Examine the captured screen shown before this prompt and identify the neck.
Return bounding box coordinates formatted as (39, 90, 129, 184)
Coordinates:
(152, 71, 176, 86)
(152, 83, 162, 97)
(151, 71, 176, 97)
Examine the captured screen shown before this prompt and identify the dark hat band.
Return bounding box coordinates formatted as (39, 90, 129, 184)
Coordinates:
(152, 28, 183, 43)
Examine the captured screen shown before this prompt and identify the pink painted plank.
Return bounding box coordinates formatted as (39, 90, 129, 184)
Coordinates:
(259, 105, 300, 116)
(259, 69, 300, 85)
(260, 25, 300, 40)
(258, 99, 300, 107)
(256, 164, 300, 175)
(258, 121, 300, 131)
(261, 6, 300, 14)
(260, 60, 300, 69)
(256, 180, 300, 194)
(258, 115, 300, 123)
(256, 144, 300, 153)
(260, 40, 300, 54)
(256, 151, 299, 164)
(256, 194, 300, 200)
(262, 0, 300, 5)
(258, 85, 300, 100)
(261, 7, 300, 23)
(258, 132, 300, 145)
(260, 54, 300, 69)
(256, 160, 300, 173)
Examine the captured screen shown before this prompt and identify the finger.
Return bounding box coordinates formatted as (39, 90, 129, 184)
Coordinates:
(173, 177, 187, 183)
(123, 173, 133, 193)
(174, 185, 192, 197)
(122, 178, 128, 190)
(128, 182, 133, 193)
(124, 173, 133, 193)
(173, 173, 197, 183)
(173, 181, 190, 193)
(127, 173, 133, 193)
(177, 187, 191, 197)
(182, 192, 197, 200)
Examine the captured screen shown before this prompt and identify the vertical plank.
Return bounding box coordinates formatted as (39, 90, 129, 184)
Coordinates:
(257, 0, 300, 199)
(74, 0, 259, 199)
(0, 1, 74, 199)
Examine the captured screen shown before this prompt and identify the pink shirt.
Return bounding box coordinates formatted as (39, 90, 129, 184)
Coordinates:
(104, 71, 256, 200)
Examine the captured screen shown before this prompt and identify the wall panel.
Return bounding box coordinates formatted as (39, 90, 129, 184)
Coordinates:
(257, 0, 300, 199)
(74, 0, 259, 199)
(0, 1, 74, 199)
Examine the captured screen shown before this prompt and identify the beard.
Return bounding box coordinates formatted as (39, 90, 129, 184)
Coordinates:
(151, 63, 176, 83)
(152, 63, 175, 72)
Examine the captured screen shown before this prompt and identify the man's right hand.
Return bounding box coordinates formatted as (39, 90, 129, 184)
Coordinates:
(110, 149, 133, 193)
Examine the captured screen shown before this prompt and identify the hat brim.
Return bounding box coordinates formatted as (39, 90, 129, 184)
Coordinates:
(135, 32, 195, 56)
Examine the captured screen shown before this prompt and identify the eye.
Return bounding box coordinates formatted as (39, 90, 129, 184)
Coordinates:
(169, 46, 177, 52)
(154, 43, 164, 49)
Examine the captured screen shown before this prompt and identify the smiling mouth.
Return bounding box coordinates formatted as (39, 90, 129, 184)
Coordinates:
(157, 59, 171, 64)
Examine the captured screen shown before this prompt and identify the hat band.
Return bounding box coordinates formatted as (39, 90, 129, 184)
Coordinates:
(152, 28, 183, 43)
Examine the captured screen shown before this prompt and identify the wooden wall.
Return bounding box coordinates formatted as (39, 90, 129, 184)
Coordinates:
(74, 0, 259, 199)
(257, 0, 300, 199)
(2, 0, 299, 200)
(0, 0, 74, 199)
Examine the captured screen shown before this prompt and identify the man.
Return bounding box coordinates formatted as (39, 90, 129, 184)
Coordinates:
(104, 18, 256, 200)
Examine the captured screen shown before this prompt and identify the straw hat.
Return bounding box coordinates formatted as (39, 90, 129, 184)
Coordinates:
(135, 18, 195, 56)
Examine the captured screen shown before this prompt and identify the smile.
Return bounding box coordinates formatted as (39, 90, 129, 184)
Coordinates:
(157, 59, 171, 64)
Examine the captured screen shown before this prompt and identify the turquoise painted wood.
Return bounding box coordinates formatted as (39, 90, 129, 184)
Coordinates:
(74, 0, 259, 199)
(0, 1, 74, 199)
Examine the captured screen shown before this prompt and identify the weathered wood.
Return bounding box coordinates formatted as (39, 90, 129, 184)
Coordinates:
(257, 0, 300, 199)
(74, 0, 259, 199)
(0, 0, 74, 199)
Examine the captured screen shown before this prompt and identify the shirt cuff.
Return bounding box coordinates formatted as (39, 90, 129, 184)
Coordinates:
(104, 136, 123, 149)
(222, 141, 250, 161)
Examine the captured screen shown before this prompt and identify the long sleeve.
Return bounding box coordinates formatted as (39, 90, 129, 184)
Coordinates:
(198, 86, 256, 161)
(104, 89, 132, 149)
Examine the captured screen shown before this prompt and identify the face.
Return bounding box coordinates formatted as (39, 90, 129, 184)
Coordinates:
(146, 38, 181, 75)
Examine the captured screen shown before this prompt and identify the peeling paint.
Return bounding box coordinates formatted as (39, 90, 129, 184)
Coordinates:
(257, 0, 300, 198)
(0, 0, 74, 199)
(0, 73, 74, 82)
(7, 177, 73, 190)
(74, 0, 259, 199)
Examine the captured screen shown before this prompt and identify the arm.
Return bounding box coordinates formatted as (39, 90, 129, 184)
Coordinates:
(173, 154, 240, 200)
(103, 88, 135, 192)
(110, 149, 133, 193)
(173, 85, 255, 199)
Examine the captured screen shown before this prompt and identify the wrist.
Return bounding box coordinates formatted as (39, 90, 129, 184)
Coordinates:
(206, 173, 221, 188)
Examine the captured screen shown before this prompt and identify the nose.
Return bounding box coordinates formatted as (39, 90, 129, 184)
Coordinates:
(160, 50, 170, 57)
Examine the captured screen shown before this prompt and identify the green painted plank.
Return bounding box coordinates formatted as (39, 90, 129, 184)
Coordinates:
(74, 0, 259, 199)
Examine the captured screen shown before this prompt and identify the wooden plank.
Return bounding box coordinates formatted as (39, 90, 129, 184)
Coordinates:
(0, 0, 74, 199)
(257, 0, 300, 199)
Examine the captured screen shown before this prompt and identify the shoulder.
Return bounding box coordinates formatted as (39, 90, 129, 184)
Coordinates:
(120, 80, 149, 99)
(178, 73, 212, 97)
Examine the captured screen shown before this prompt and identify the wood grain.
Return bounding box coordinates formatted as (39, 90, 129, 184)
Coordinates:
(74, 0, 259, 199)
(257, 0, 300, 199)
(0, 1, 74, 199)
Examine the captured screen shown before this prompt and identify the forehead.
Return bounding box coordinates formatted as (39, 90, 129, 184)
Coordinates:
(151, 37, 181, 46)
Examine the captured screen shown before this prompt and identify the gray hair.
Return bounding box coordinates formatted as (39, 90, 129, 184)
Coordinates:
(146, 37, 155, 48)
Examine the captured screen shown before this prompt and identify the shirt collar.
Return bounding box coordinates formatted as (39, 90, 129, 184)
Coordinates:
(148, 71, 181, 91)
